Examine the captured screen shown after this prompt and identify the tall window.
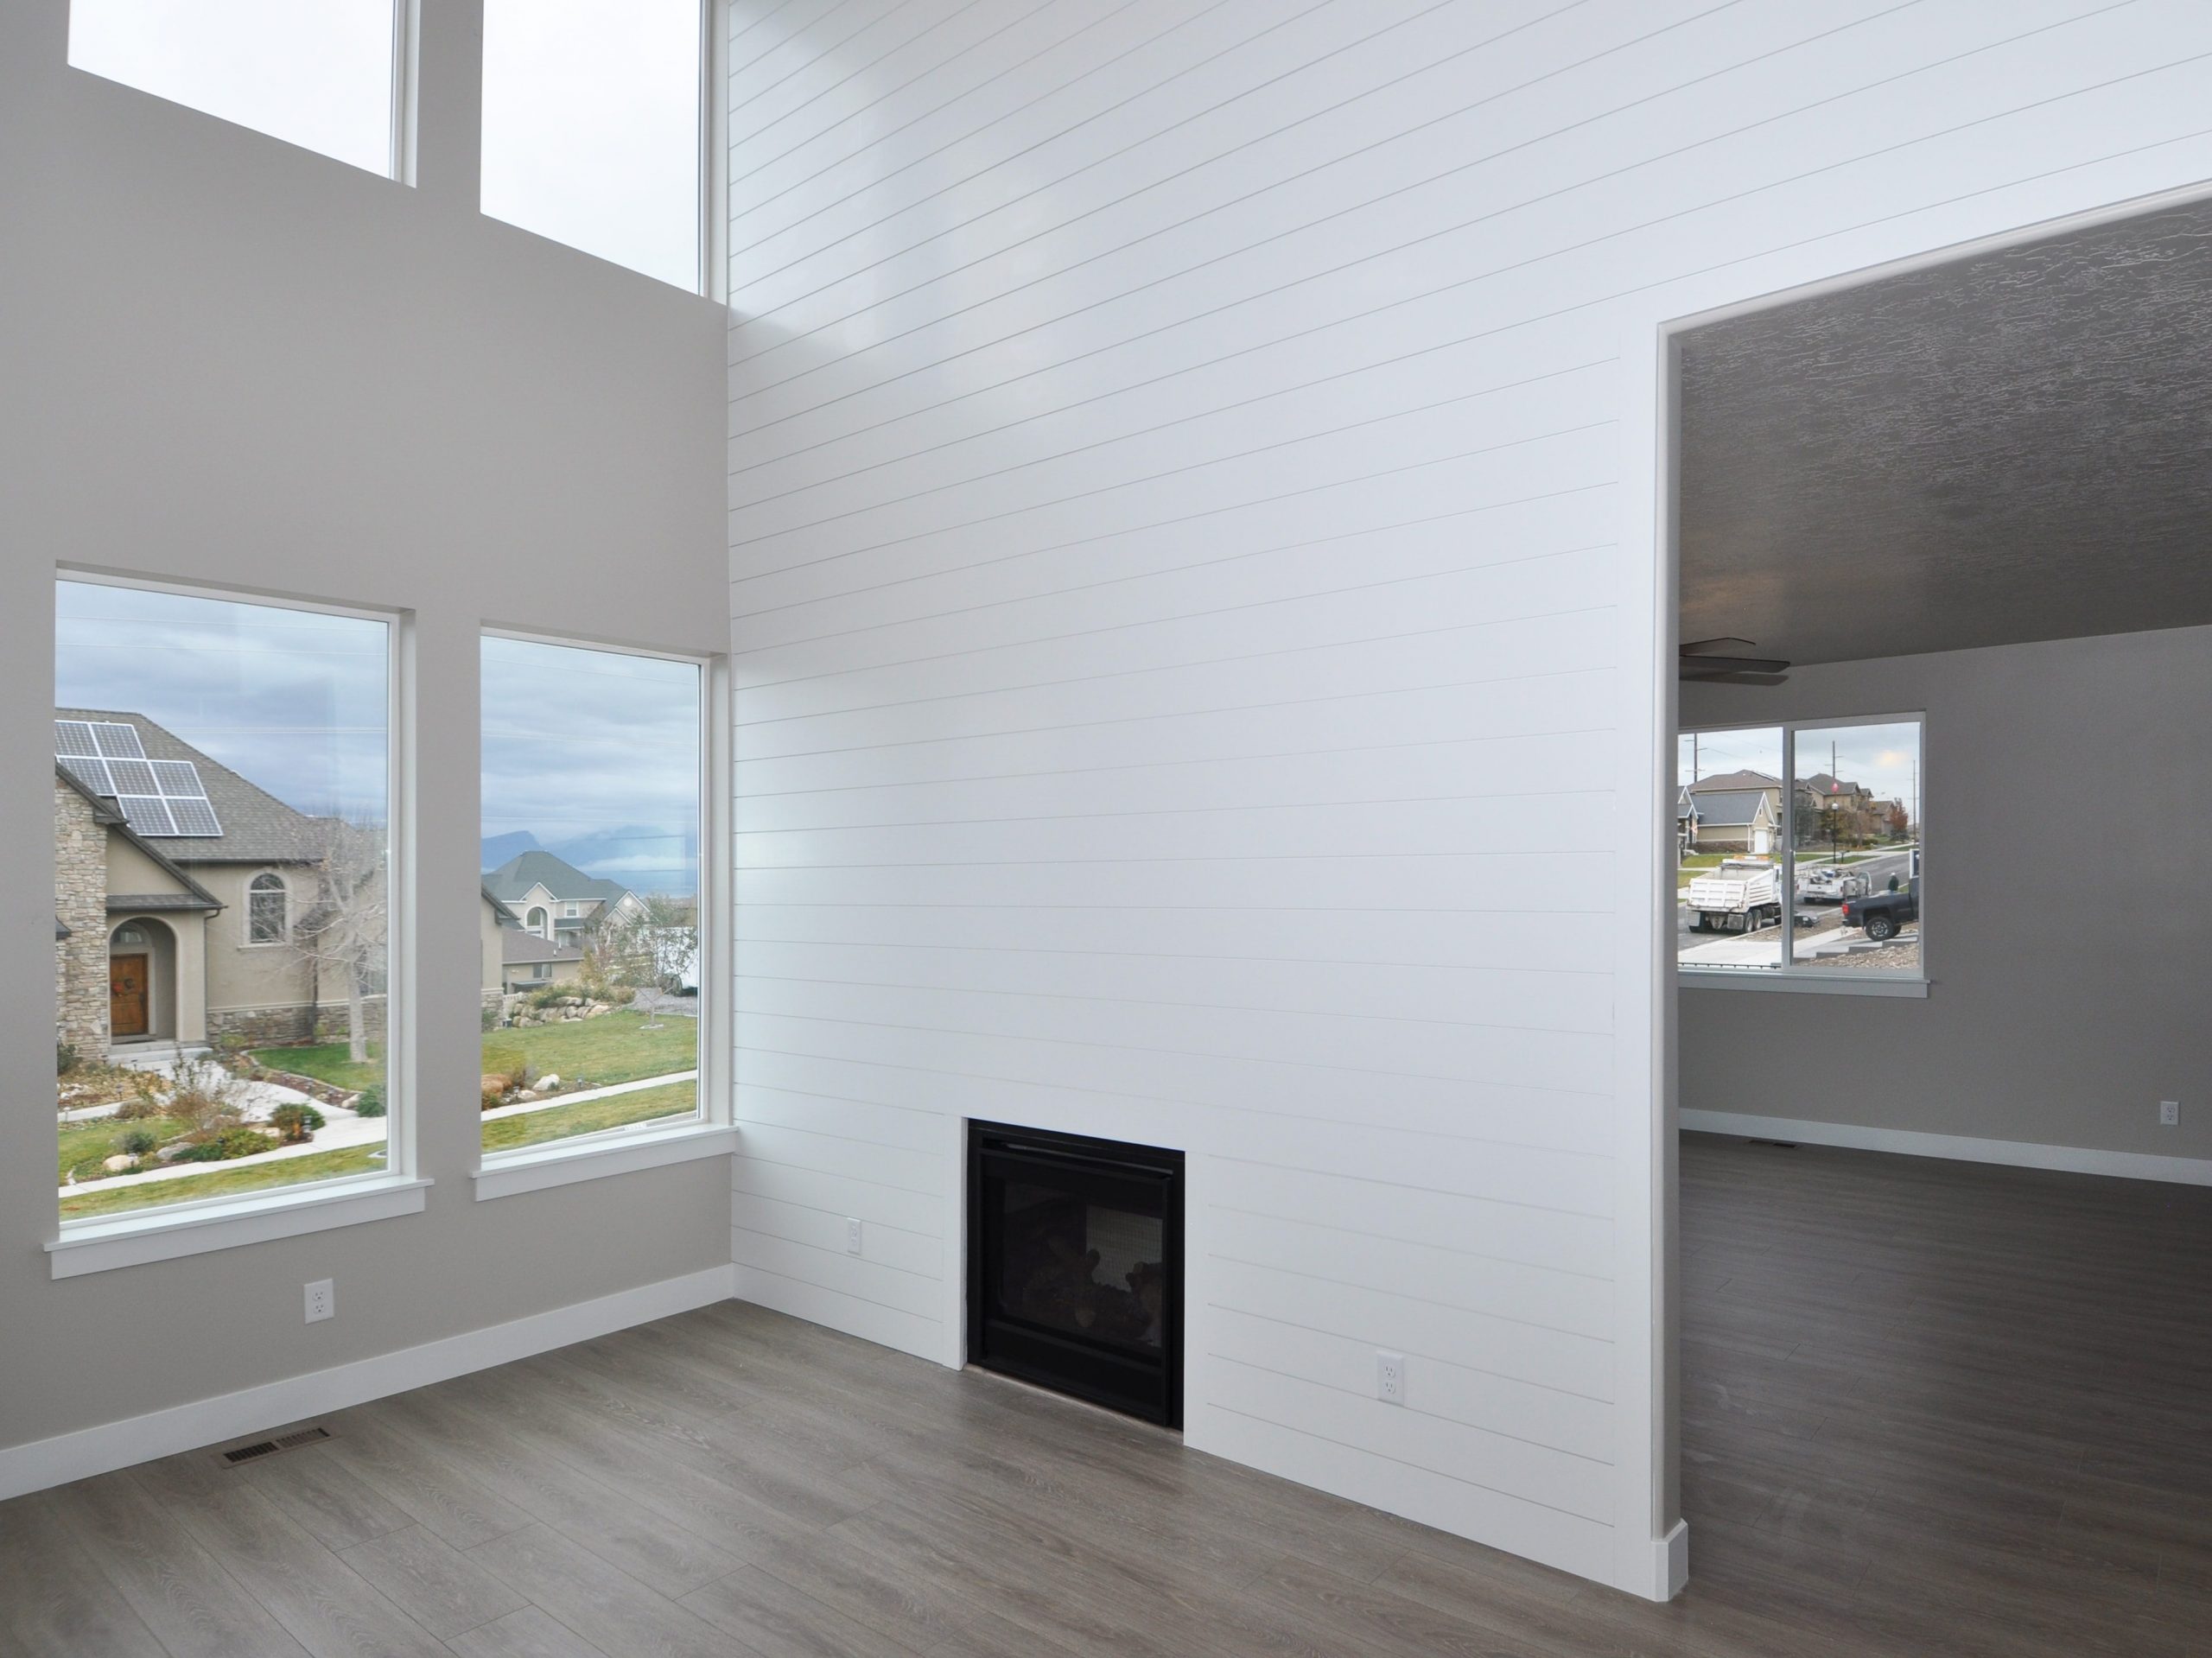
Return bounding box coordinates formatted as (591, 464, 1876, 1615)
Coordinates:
(55, 577, 395, 1221)
(247, 873, 288, 944)
(1679, 716, 1923, 981)
(480, 0, 706, 290)
(67, 0, 403, 177)
(480, 634, 703, 1156)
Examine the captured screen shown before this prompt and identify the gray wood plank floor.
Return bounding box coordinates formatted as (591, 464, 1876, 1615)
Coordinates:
(5, 1134, 2209, 1655)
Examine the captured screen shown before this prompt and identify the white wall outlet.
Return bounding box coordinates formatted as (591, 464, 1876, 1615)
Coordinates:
(845, 1217, 863, 1255)
(2161, 1100, 2180, 1126)
(304, 1279, 334, 1324)
(1376, 1350, 1406, 1406)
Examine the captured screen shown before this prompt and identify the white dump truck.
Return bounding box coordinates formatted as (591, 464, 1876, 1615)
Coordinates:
(1685, 858, 1783, 932)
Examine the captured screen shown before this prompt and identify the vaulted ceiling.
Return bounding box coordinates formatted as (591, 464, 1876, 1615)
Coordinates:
(1678, 197, 2212, 668)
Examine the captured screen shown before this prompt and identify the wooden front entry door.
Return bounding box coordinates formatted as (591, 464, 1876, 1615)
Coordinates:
(110, 955, 149, 1038)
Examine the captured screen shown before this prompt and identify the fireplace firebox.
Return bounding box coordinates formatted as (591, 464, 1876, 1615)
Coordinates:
(967, 1121, 1184, 1426)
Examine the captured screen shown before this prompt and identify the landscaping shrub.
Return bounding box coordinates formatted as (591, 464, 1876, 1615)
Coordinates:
(480, 1047, 533, 1091)
(175, 1126, 274, 1162)
(57, 1041, 79, 1076)
(353, 1084, 386, 1118)
(480, 1084, 506, 1113)
(269, 1102, 325, 1144)
(120, 1128, 159, 1158)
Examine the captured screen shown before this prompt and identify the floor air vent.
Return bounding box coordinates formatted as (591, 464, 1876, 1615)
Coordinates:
(217, 1426, 333, 1466)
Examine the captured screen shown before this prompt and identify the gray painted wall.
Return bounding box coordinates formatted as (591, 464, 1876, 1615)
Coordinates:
(0, 1, 731, 1453)
(1681, 625, 2212, 1166)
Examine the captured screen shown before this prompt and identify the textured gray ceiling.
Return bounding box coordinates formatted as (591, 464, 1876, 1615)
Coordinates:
(1678, 199, 2212, 667)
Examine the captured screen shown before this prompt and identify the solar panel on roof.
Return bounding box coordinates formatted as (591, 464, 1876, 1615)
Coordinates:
(92, 722, 145, 759)
(166, 797, 222, 836)
(59, 754, 113, 795)
(54, 721, 223, 835)
(117, 797, 177, 836)
(107, 758, 158, 795)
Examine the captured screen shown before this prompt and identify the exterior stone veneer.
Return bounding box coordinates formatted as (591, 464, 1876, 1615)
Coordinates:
(54, 778, 108, 1058)
(209, 994, 387, 1049)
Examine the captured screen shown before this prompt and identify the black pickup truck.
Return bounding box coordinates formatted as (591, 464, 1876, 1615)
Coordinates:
(1840, 879, 1917, 943)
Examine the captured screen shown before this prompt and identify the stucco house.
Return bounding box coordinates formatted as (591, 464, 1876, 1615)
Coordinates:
(55, 710, 512, 1058)
(482, 849, 642, 946)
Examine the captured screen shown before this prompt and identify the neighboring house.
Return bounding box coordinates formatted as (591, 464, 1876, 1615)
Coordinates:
(1688, 789, 1779, 854)
(54, 708, 513, 1058)
(55, 708, 336, 1054)
(499, 928, 587, 994)
(1675, 787, 1700, 856)
(481, 850, 642, 946)
(1684, 768, 1784, 854)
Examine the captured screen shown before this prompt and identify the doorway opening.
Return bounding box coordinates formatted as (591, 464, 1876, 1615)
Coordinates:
(1663, 189, 2212, 1629)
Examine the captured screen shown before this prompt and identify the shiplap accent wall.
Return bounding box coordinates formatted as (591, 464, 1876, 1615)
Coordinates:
(726, 0, 2212, 1594)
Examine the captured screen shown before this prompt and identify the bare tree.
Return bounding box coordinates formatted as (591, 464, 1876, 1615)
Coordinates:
(286, 818, 387, 1063)
(601, 893, 697, 1029)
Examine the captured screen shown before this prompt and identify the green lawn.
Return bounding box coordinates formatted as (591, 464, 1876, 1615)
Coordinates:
(481, 1082, 697, 1154)
(59, 1143, 389, 1220)
(58, 1115, 184, 1182)
(257, 1011, 696, 1095)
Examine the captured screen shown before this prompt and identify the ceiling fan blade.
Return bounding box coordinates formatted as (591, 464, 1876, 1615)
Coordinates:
(1679, 637, 1758, 656)
(1678, 653, 1789, 677)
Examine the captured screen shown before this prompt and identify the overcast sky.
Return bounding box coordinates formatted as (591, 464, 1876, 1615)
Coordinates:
(56, 580, 391, 823)
(69, 0, 700, 288)
(56, 583, 701, 894)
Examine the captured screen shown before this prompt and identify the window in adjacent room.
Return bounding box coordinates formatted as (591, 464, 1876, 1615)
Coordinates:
(480, 0, 707, 290)
(54, 576, 397, 1222)
(480, 633, 703, 1155)
(1679, 716, 1923, 981)
(67, 0, 404, 176)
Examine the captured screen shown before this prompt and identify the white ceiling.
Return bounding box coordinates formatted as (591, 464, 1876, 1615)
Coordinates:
(1678, 198, 2212, 668)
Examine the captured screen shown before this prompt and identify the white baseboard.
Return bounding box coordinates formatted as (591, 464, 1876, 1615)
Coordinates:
(0, 1262, 735, 1502)
(1682, 1110, 2212, 1187)
(1651, 1520, 1690, 1601)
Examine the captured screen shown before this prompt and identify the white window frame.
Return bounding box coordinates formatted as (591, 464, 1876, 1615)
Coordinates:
(474, 629, 731, 1201)
(245, 870, 289, 946)
(47, 569, 424, 1278)
(1678, 711, 1928, 999)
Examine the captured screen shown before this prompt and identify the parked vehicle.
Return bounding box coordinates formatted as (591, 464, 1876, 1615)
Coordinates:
(1840, 880, 1918, 943)
(1686, 859, 1783, 932)
(1797, 867, 1871, 903)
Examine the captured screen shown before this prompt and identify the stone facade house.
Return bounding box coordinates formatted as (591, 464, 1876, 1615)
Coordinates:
(55, 710, 515, 1058)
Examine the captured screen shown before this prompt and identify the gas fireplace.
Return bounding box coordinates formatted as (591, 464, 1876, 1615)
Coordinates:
(967, 1121, 1184, 1426)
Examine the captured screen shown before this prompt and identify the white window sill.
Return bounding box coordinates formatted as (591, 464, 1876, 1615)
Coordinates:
(1680, 969, 1929, 999)
(473, 1123, 736, 1202)
(46, 1176, 432, 1280)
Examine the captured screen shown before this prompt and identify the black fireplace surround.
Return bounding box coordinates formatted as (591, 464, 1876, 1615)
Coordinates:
(967, 1121, 1184, 1426)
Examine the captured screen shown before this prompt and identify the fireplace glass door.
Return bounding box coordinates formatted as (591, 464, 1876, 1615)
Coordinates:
(969, 1122, 1183, 1426)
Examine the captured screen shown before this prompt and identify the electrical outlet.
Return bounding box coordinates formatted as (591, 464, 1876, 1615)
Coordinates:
(304, 1280, 334, 1324)
(1376, 1350, 1406, 1406)
(845, 1217, 863, 1255)
(2161, 1100, 2180, 1126)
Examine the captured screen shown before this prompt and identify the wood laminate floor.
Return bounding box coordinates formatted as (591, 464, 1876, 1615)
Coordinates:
(5, 1134, 2209, 1655)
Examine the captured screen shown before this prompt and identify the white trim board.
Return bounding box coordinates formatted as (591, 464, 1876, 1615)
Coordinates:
(0, 1263, 735, 1502)
(1681, 1112, 2212, 1188)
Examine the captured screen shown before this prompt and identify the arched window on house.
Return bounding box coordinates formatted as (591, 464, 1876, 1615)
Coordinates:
(248, 873, 288, 944)
(525, 905, 550, 938)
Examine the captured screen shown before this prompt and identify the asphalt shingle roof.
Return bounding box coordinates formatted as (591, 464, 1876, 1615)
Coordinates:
(482, 850, 633, 908)
(1685, 768, 1781, 794)
(503, 930, 585, 966)
(1691, 789, 1773, 829)
(56, 708, 325, 865)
